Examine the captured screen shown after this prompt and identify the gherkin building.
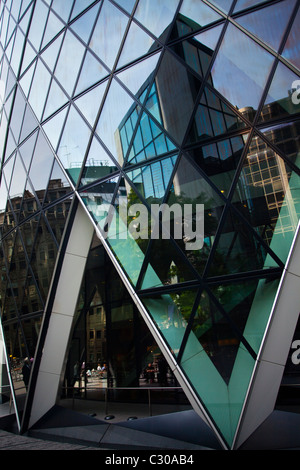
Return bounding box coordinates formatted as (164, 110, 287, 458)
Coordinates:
(0, 0, 300, 450)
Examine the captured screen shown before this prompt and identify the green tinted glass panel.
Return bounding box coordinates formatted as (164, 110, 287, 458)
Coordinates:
(142, 288, 199, 357)
(185, 289, 242, 383)
(140, 237, 198, 289)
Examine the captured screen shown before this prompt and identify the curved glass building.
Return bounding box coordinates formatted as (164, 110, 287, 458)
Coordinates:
(0, 0, 300, 450)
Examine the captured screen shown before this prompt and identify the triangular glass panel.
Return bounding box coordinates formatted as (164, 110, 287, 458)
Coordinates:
(18, 132, 38, 172)
(3, 129, 17, 163)
(57, 105, 91, 185)
(71, 0, 98, 19)
(183, 288, 243, 384)
(51, 0, 73, 22)
(186, 86, 247, 145)
(140, 237, 199, 290)
(54, 29, 85, 96)
(1, 229, 16, 268)
(75, 50, 110, 95)
(259, 61, 300, 123)
(42, 106, 68, 153)
(29, 213, 59, 303)
(27, 0, 49, 51)
(117, 21, 160, 70)
(126, 154, 178, 204)
(206, 205, 281, 278)
(20, 39, 36, 75)
(27, 131, 55, 198)
(19, 61, 35, 97)
(235, 0, 296, 52)
(165, 154, 226, 277)
(113, 0, 136, 14)
(170, 0, 222, 40)
(0, 198, 16, 238)
(231, 133, 300, 266)
(43, 158, 73, 206)
(19, 104, 38, 143)
(116, 52, 161, 102)
(18, 215, 39, 262)
(96, 78, 138, 164)
(0, 173, 8, 215)
(28, 59, 51, 121)
(41, 10, 64, 49)
(170, 24, 224, 79)
(125, 111, 177, 166)
(44, 197, 73, 248)
(210, 23, 274, 116)
(43, 78, 69, 120)
(186, 133, 249, 198)
(80, 136, 119, 187)
(8, 230, 28, 312)
(40, 32, 64, 72)
(21, 267, 44, 314)
(141, 287, 199, 357)
(209, 273, 281, 356)
(74, 80, 108, 127)
(18, 179, 40, 222)
(8, 152, 27, 201)
(70, 3, 99, 44)
(9, 86, 26, 144)
(134, 0, 179, 43)
(282, 7, 300, 71)
(150, 50, 202, 145)
(89, 0, 129, 70)
(2, 153, 16, 192)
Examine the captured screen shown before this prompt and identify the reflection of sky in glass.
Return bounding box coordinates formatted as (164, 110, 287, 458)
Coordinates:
(265, 61, 300, 105)
(96, 78, 135, 160)
(211, 23, 274, 110)
(89, 0, 129, 70)
(57, 106, 90, 172)
(134, 0, 179, 39)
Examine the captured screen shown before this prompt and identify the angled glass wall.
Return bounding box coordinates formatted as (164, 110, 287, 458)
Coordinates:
(0, 0, 299, 448)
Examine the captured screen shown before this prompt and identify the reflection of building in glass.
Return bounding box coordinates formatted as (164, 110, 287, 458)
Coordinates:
(0, 0, 300, 450)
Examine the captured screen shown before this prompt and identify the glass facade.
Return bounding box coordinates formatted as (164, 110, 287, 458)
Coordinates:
(0, 0, 299, 449)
